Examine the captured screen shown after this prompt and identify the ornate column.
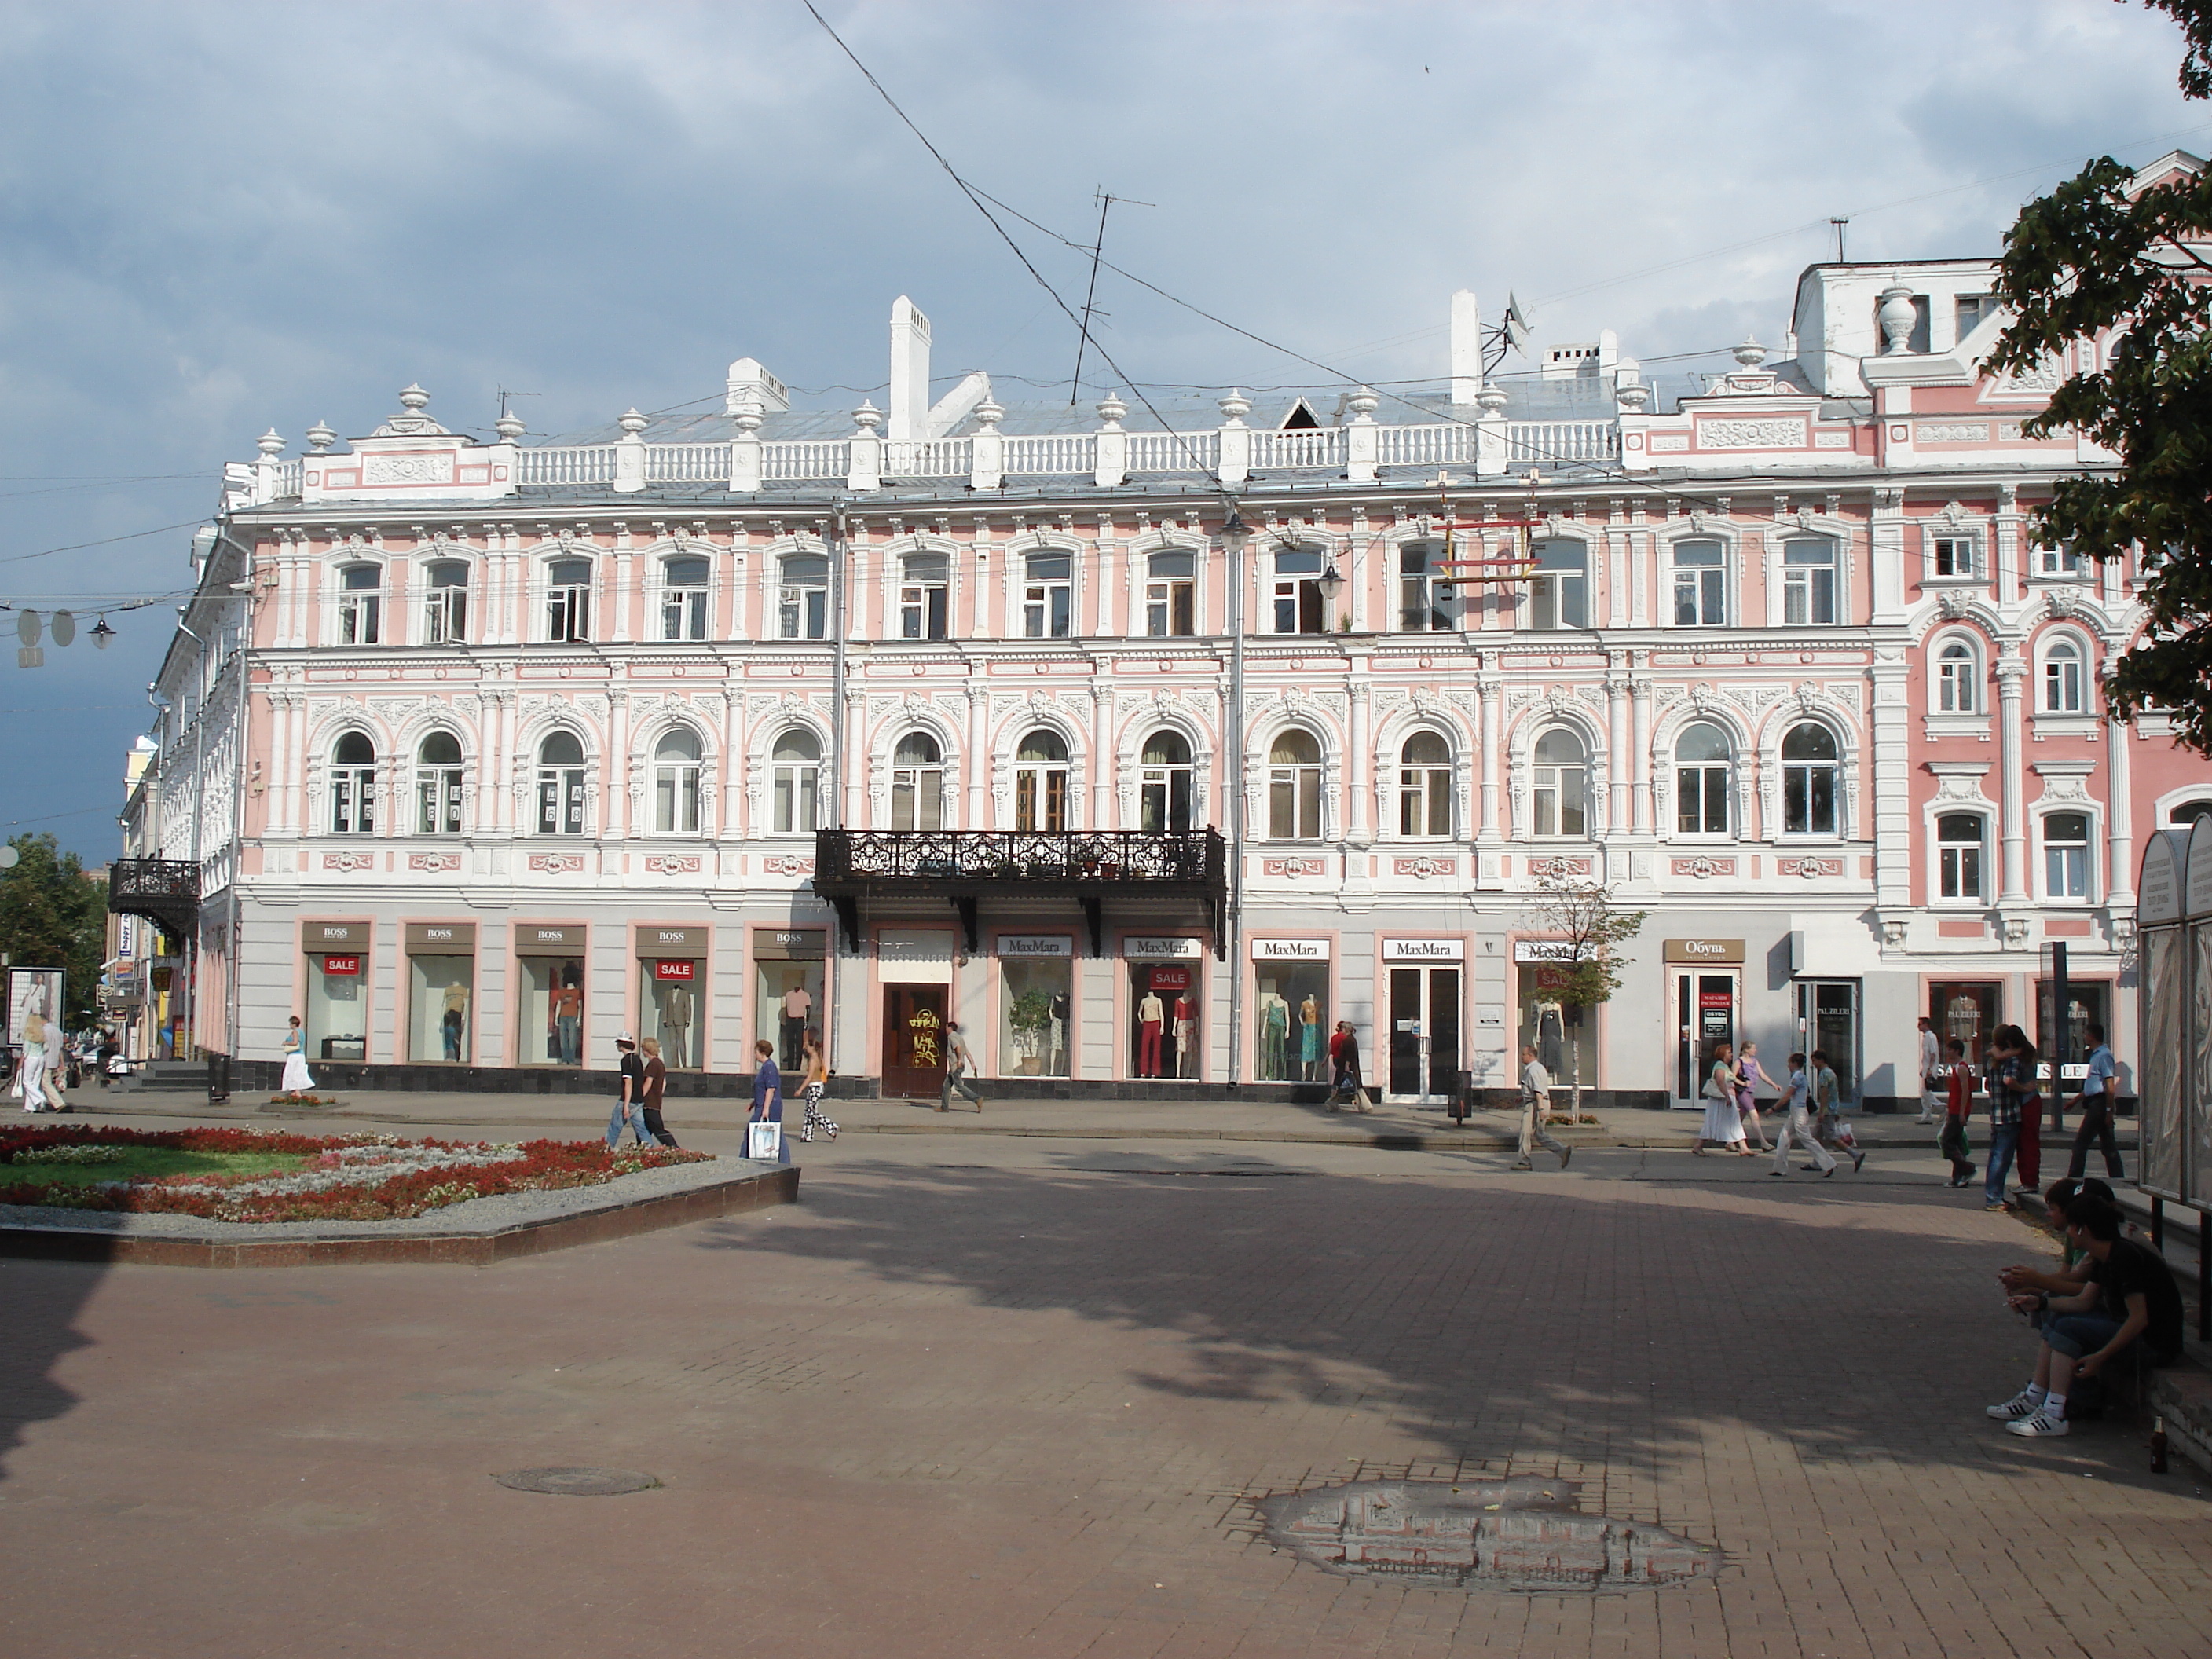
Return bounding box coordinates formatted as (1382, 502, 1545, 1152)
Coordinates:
(1629, 665, 1655, 834)
(1476, 669, 1503, 844)
(607, 690, 632, 843)
(2107, 711, 2136, 906)
(1346, 673, 1372, 844)
(965, 685, 988, 830)
(1995, 649, 2030, 903)
(1090, 682, 1111, 830)
(1605, 663, 1630, 835)
(1870, 645, 1914, 909)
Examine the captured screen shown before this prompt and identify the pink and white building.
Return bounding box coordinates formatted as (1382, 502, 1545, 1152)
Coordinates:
(117, 166, 2212, 1104)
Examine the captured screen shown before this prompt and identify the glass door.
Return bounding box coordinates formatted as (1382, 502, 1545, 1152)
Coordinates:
(1672, 969, 1740, 1108)
(1387, 968, 1462, 1101)
(1794, 980, 1861, 1106)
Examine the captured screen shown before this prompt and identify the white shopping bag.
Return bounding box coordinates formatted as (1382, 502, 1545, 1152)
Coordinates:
(746, 1119, 783, 1162)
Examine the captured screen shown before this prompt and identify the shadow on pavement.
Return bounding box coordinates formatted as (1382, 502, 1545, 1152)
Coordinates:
(0, 1258, 101, 1485)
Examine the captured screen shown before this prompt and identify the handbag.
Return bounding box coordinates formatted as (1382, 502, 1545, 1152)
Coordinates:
(746, 1119, 783, 1161)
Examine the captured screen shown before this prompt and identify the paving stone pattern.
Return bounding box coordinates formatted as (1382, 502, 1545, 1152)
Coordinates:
(2, 1144, 2207, 1658)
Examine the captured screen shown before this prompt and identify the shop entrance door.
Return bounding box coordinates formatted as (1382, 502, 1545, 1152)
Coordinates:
(1672, 969, 1740, 1108)
(1795, 980, 1860, 1104)
(882, 983, 947, 1099)
(1387, 968, 1461, 1101)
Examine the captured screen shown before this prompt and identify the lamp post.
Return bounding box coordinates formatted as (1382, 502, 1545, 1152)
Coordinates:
(1221, 508, 1249, 1087)
(1317, 559, 1346, 630)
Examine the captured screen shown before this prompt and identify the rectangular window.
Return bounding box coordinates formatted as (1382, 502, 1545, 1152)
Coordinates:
(1272, 549, 1326, 635)
(339, 591, 380, 645)
(1529, 542, 1587, 631)
(1024, 555, 1072, 639)
(1932, 537, 1976, 578)
(1670, 541, 1725, 626)
(1675, 767, 1728, 834)
(547, 571, 591, 643)
(1146, 551, 1195, 637)
(2043, 812, 2090, 899)
(1782, 540, 1837, 625)
(1955, 295, 1995, 339)
(1937, 814, 1985, 900)
(2035, 542, 2086, 578)
(900, 554, 950, 639)
(1398, 544, 1455, 632)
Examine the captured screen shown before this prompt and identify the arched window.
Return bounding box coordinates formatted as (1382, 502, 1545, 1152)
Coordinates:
(415, 731, 463, 836)
(1140, 730, 1193, 832)
(1268, 729, 1323, 839)
(1670, 540, 1725, 627)
(1023, 551, 1071, 639)
(1146, 550, 1194, 637)
(1936, 640, 1979, 713)
(1531, 728, 1587, 838)
(1782, 538, 1839, 625)
(1398, 543, 1456, 632)
(338, 563, 382, 645)
(1399, 731, 1452, 837)
(422, 560, 467, 645)
(2044, 811, 2091, 899)
(547, 558, 591, 643)
(535, 731, 586, 836)
(771, 730, 819, 833)
(891, 733, 945, 831)
(2043, 638, 2085, 712)
(1781, 723, 1839, 836)
(1529, 540, 1587, 632)
(1674, 722, 1732, 836)
(900, 551, 949, 640)
(653, 728, 702, 833)
(2171, 800, 2212, 826)
(329, 731, 376, 834)
(1272, 547, 1326, 635)
(1014, 729, 1069, 833)
(661, 555, 709, 643)
(778, 554, 828, 640)
(1937, 812, 1986, 899)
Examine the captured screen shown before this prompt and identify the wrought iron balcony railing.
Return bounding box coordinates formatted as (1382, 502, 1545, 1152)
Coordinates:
(108, 858, 200, 945)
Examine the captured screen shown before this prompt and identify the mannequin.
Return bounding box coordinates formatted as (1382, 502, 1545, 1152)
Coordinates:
(782, 980, 813, 1071)
(1048, 989, 1069, 1075)
(1260, 991, 1289, 1080)
(441, 979, 469, 1063)
(1299, 994, 1324, 1081)
(1137, 986, 1165, 1077)
(661, 980, 694, 1068)
(1173, 991, 1197, 1079)
(552, 965, 583, 1065)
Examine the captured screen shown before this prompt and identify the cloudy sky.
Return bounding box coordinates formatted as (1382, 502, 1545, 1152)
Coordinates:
(1, 0, 2203, 862)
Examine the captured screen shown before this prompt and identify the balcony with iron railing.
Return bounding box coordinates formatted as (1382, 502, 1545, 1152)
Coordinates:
(107, 858, 200, 943)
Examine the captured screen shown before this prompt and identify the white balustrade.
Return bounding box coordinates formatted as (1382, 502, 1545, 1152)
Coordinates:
(1249, 428, 1346, 470)
(1126, 430, 1219, 472)
(1375, 423, 1476, 469)
(272, 459, 304, 500)
(761, 440, 851, 480)
(1002, 434, 1097, 475)
(645, 443, 733, 482)
(517, 445, 620, 485)
(1507, 422, 1619, 463)
(883, 438, 973, 477)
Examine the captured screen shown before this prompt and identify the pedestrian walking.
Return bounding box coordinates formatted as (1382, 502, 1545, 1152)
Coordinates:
(280, 1015, 317, 1099)
(1916, 1016, 1943, 1124)
(2064, 1022, 2125, 1181)
(797, 1026, 839, 1142)
(16, 1005, 49, 1113)
(1328, 1020, 1374, 1113)
(1939, 1036, 1977, 1187)
(1810, 1049, 1865, 1171)
(1981, 1024, 2037, 1210)
(749, 1038, 790, 1164)
(637, 1037, 679, 1148)
(605, 1032, 654, 1148)
(938, 1019, 983, 1113)
(1694, 1041, 1751, 1155)
(1768, 1051, 1838, 1177)
(1514, 1042, 1572, 1170)
(1734, 1042, 1778, 1152)
(94, 1031, 117, 1090)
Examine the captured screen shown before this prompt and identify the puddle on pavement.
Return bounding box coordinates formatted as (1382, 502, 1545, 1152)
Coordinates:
(1256, 1476, 1719, 1591)
(493, 1467, 660, 1496)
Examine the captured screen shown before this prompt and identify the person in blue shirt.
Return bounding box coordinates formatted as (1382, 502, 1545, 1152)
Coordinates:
(749, 1038, 790, 1165)
(2064, 1022, 2124, 1181)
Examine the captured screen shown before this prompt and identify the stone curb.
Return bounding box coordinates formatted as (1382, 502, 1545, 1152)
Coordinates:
(0, 1159, 798, 1269)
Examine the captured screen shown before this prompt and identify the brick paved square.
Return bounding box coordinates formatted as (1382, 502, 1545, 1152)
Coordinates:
(2, 1142, 2207, 1657)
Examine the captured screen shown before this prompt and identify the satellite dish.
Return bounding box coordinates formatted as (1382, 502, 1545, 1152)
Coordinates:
(51, 610, 75, 648)
(15, 610, 39, 647)
(1503, 293, 1533, 356)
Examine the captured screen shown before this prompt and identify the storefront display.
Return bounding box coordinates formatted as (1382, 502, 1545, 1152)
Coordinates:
(1124, 936, 1203, 1079)
(515, 924, 587, 1067)
(997, 935, 1072, 1078)
(1929, 980, 2001, 1069)
(1253, 938, 1330, 1082)
(302, 921, 369, 1062)
(404, 922, 475, 1064)
(637, 925, 709, 1070)
(1514, 947, 1595, 1097)
(754, 928, 827, 1072)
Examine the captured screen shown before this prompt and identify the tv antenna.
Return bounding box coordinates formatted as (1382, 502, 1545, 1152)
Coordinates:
(1830, 218, 1849, 262)
(1070, 190, 1153, 405)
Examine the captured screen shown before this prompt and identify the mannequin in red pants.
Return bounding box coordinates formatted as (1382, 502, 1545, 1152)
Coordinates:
(1137, 988, 1165, 1076)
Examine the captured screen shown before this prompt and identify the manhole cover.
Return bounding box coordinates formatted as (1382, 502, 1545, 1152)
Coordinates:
(492, 1467, 660, 1496)
(1256, 1477, 1719, 1591)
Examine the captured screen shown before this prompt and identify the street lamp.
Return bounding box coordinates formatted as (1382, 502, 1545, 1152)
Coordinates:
(90, 618, 115, 649)
(1317, 559, 1346, 617)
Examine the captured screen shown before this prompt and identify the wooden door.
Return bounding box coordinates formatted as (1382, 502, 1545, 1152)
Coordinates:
(882, 983, 947, 1098)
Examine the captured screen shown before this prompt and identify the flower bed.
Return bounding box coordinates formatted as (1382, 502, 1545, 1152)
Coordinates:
(0, 1125, 708, 1224)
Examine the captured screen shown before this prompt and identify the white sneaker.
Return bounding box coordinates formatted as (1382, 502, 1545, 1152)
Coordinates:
(1985, 1392, 2041, 1420)
(2005, 1409, 2069, 1437)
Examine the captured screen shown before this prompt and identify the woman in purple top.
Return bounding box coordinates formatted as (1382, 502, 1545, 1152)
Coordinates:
(749, 1038, 789, 1165)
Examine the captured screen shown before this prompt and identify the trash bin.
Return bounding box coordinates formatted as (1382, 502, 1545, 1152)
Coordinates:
(207, 1051, 231, 1104)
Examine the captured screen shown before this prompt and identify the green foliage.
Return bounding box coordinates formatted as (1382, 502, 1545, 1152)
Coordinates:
(1008, 987, 1053, 1030)
(1988, 1, 2212, 753)
(0, 834, 108, 1027)
(1524, 872, 1649, 1011)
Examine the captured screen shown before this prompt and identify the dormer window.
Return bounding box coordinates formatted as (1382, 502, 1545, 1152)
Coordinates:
(1954, 295, 1996, 338)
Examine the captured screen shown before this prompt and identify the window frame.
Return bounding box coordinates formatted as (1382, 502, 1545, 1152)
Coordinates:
(1022, 551, 1073, 640)
(1397, 729, 1454, 837)
(413, 731, 464, 836)
(778, 554, 830, 642)
(651, 727, 704, 835)
(1672, 722, 1733, 837)
(328, 731, 378, 836)
(1270, 547, 1328, 636)
(1527, 539, 1588, 632)
(1013, 728, 1071, 833)
(1936, 811, 1988, 903)
(534, 731, 588, 837)
(899, 551, 950, 641)
(1779, 722, 1841, 838)
(1782, 538, 1839, 626)
(2042, 810, 2093, 901)
(1397, 542, 1458, 633)
(2041, 636, 2086, 714)
(1144, 549, 1195, 638)
(659, 555, 711, 643)
(1935, 639, 1981, 715)
(1928, 533, 1979, 580)
(337, 562, 383, 646)
(890, 731, 947, 832)
(1266, 727, 1324, 840)
(1529, 727, 1589, 840)
(545, 557, 592, 644)
(1668, 539, 1727, 628)
(1139, 728, 1195, 832)
(771, 729, 822, 834)
(421, 559, 468, 646)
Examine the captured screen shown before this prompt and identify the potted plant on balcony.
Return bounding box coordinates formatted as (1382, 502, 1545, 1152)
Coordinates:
(1008, 988, 1052, 1076)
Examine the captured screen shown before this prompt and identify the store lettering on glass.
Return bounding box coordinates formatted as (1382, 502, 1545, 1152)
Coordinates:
(907, 1005, 943, 1067)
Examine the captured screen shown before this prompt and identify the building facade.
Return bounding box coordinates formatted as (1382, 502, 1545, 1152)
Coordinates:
(117, 181, 2212, 1105)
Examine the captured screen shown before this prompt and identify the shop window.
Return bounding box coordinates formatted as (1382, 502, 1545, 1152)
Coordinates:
(661, 555, 709, 642)
(653, 728, 702, 834)
(2042, 639, 2085, 712)
(2043, 811, 2091, 899)
(1001, 947, 1071, 1079)
(1936, 641, 1979, 713)
(756, 933, 826, 1074)
(891, 732, 945, 831)
(1140, 730, 1193, 833)
(414, 731, 463, 835)
(1531, 728, 1587, 838)
(338, 562, 381, 645)
(1254, 965, 1326, 1082)
(640, 947, 703, 1069)
(421, 559, 467, 644)
(1014, 728, 1069, 832)
(1782, 539, 1839, 625)
(407, 946, 473, 1063)
(1674, 722, 1731, 836)
(329, 731, 376, 835)
(1528, 540, 1587, 631)
(1023, 551, 1072, 639)
(900, 551, 949, 640)
(1272, 548, 1327, 635)
(779, 553, 829, 640)
(546, 557, 591, 643)
(1670, 540, 1725, 626)
(304, 950, 366, 1061)
(1267, 729, 1323, 840)
(1781, 723, 1839, 835)
(2037, 978, 2110, 1075)
(518, 943, 585, 1067)
(1398, 731, 1453, 837)
(772, 729, 820, 833)
(535, 731, 587, 836)
(1937, 812, 1987, 900)
(1931, 981, 2001, 1071)
(1130, 961, 1199, 1079)
(1518, 963, 1593, 1092)
(1399, 542, 1456, 632)
(1146, 550, 1195, 637)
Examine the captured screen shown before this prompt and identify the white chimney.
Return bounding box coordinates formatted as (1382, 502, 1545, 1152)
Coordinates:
(1448, 289, 1483, 406)
(888, 296, 932, 441)
(725, 357, 789, 415)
